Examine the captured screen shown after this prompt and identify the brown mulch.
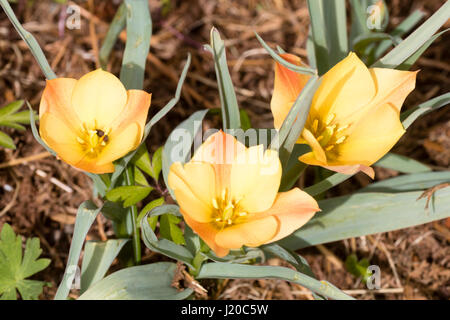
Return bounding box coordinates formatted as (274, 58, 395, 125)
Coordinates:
(0, 0, 449, 300)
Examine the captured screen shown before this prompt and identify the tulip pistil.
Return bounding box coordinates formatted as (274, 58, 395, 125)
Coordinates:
(77, 123, 110, 157)
(212, 189, 247, 227)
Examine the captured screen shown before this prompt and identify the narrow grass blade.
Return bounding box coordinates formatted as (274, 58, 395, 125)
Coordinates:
(372, 1, 450, 68)
(307, 0, 329, 75)
(0, 0, 56, 79)
(99, 3, 127, 69)
(197, 262, 354, 300)
(375, 153, 430, 173)
(79, 262, 193, 300)
(55, 201, 102, 300)
(80, 239, 129, 293)
(280, 188, 450, 250)
(119, 0, 152, 90)
(206, 28, 240, 129)
(255, 32, 317, 75)
(401, 92, 450, 129)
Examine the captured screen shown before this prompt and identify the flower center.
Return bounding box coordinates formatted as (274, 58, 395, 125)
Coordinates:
(309, 113, 349, 153)
(76, 123, 110, 158)
(212, 189, 247, 227)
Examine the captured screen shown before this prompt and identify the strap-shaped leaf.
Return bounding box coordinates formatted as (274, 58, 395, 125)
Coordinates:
(279, 188, 450, 250)
(205, 28, 240, 129)
(78, 262, 193, 300)
(401, 92, 450, 129)
(307, 0, 329, 75)
(323, 0, 348, 66)
(304, 173, 352, 197)
(99, 3, 127, 69)
(140, 205, 194, 268)
(255, 33, 317, 75)
(358, 171, 450, 193)
(111, 54, 192, 187)
(162, 109, 209, 199)
(80, 239, 129, 293)
(119, 0, 152, 90)
(375, 153, 430, 173)
(55, 201, 102, 300)
(273, 77, 320, 168)
(196, 262, 353, 300)
(372, 1, 450, 68)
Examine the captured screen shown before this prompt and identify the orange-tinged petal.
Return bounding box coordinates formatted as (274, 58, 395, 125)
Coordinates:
(322, 164, 375, 179)
(71, 69, 128, 128)
(109, 89, 152, 139)
(39, 112, 84, 164)
(258, 188, 319, 243)
(337, 103, 406, 166)
(39, 78, 81, 131)
(183, 213, 229, 257)
(271, 53, 310, 129)
(215, 216, 278, 249)
(311, 52, 376, 124)
(40, 113, 115, 173)
(168, 162, 215, 223)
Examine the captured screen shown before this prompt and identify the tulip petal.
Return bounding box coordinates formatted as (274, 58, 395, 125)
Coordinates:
(109, 89, 151, 139)
(71, 69, 128, 129)
(271, 53, 310, 129)
(312, 52, 376, 124)
(39, 78, 81, 131)
(168, 162, 215, 223)
(39, 112, 84, 163)
(323, 164, 375, 178)
(96, 122, 141, 165)
(337, 102, 406, 166)
(300, 128, 327, 164)
(231, 147, 282, 213)
(215, 216, 278, 249)
(369, 68, 417, 112)
(258, 188, 319, 243)
(183, 213, 229, 257)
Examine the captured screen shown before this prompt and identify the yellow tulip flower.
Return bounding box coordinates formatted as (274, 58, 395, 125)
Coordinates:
(271, 52, 417, 178)
(168, 131, 319, 257)
(39, 69, 151, 173)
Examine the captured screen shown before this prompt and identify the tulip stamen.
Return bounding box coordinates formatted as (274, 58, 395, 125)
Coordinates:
(77, 124, 111, 157)
(212, 189, 246, 227)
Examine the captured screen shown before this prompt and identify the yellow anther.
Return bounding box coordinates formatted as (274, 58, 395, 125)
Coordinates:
(239, 212, 247, 217)
(212, 198, 219, 209)
(77, 137, 85, 144)
(316, 135, 323, 142)
(325, 145, 334, 151)
(312, 119, 319, 132)
(227, 219, 232, 225)
(325, 113, 336, 125)
(335, 136, 346, 144)
(337, 124, 350, 132)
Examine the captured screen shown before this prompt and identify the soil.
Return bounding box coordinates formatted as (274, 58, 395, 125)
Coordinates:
(0, 0, 449, 300)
